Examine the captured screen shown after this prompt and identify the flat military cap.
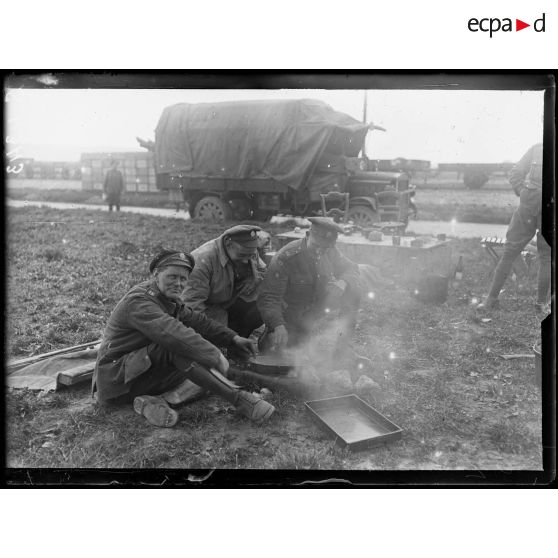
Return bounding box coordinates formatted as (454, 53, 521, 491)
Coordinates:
(149, 249, 195, 273)
(307, 217, 344, 241)
(223, 224, 262, 248)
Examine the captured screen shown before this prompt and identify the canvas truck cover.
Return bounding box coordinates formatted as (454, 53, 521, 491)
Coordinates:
(154, 99, 368, 190)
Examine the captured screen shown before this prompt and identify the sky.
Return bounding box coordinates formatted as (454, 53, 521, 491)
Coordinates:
(5, 87, 544, 166)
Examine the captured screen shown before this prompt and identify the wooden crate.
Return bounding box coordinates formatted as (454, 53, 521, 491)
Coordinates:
(81, 151, 155, 191)
(58, 362, 95, 386)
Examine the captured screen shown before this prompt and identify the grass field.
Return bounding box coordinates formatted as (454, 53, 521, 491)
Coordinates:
(5, 206, 544, 472)
(416, 187, 517, 223)
(7, 185, 175, 210)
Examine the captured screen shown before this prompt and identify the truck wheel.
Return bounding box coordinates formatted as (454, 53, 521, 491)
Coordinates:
(347, 205, 379, 227)
(463, 171, 488, 189)
(193, 196, 232, 221)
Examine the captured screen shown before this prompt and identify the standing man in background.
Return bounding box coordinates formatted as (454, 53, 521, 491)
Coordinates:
(477, 142, 551, 315)
(103, 159, 124, 212)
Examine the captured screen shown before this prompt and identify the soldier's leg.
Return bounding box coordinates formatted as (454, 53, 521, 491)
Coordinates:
(178, 360, 275, 422)
(124, 344, 192, 400)
(335, 288, 373, 376)
(107, 345, 200, 427)
(483, 202, 538, 303)
(339, 284, 362, 328)
(227, 299, 263, 338)
(536, 229, 551, 305)
(126, 344, 274, 424)
(285, 316, 312, 348)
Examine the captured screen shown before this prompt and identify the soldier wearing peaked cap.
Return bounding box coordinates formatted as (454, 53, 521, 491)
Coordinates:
(306, 216, 345, 238)
(148, 249, 195, 273)
(183, 225, 269, 343)
(92, 248, 275, 428)
(257, 217, 363, 358)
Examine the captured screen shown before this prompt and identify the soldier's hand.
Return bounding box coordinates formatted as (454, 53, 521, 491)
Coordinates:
(216, 352, 230, 376)
(326, 279, 347, 300)
(271, 325, 288, 350)
(232, 335, 256, 358)
(250, 257, 266, 284)
(237, 281, 257, 298)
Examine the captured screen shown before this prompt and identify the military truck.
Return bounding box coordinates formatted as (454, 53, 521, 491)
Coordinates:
(149, 99, 415, 227)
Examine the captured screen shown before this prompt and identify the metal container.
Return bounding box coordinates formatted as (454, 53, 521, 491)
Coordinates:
(245, 354, 296, 375)
(391, 235, 401, 246)
(305, 395, 402, 451)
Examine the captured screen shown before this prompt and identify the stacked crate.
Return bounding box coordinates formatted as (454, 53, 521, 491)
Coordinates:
(80, 152, 157, 192)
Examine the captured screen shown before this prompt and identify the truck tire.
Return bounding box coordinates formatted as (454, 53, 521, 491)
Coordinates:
(347, 205, 380, 227)
(463, 170, 488, 189)
(192, 195, 232, 221)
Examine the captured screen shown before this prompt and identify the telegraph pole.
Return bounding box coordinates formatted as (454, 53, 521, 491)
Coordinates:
(362, 90, 368, 159)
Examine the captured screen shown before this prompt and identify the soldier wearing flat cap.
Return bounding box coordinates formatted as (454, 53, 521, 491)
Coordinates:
(257, 217, 362, 354)
(183, 225, 269, 342)
(92, 248, 274, 428)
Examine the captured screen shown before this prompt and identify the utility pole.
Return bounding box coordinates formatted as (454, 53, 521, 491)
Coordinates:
(362, 90, 368, 160)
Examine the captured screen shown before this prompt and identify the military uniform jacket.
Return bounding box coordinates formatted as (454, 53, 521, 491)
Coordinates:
(509, 143, 542, 194)
(93, 279, 236, 400)
(103, 169, 124, 194)
(184, 235, 265, 325)
(257, 237, 360, 330)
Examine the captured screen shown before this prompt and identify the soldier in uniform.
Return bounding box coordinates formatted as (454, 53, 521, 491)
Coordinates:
(477, 143, 551, 315)
(183, 225, 269, 340)
(103, 159, 124, 212)
(257, 217, 363, 360)
(93, 249, 275, 427)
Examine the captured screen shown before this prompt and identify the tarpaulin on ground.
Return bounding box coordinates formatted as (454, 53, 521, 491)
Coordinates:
(6, 348, 98, 392)
(154, 99, 369, 190)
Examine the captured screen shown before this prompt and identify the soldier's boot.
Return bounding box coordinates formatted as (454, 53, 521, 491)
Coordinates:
(185, 363, 275, 423)
(133, 395, 179, 428)
(476, 297, 500, 312)
(160, 378, 208, 406)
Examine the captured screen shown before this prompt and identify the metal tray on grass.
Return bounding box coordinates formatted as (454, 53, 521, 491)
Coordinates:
(305, 395, 402, 451)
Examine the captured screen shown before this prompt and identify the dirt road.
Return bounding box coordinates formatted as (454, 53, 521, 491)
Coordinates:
(7, 199, 509, 239)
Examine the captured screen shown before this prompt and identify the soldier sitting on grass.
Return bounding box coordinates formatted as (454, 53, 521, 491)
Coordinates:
(257, 217, 371, 371)
(183, 225, 270, 350)
(92, 249, 275, 428)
